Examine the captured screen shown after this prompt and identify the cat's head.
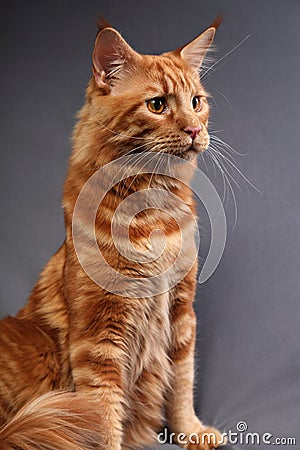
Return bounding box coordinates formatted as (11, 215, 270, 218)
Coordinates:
(79, 21, 220, 164)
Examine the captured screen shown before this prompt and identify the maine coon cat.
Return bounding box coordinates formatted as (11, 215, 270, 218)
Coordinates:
(0, 19, 224, 450)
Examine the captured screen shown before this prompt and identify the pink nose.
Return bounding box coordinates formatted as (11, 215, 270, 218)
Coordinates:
(184, 126, 202, 140)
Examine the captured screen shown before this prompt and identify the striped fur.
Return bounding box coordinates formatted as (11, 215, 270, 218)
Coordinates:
(0, 22, 223, 450)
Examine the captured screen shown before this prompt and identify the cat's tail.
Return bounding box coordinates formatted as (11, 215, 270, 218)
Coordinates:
(0, 391, 104, 449)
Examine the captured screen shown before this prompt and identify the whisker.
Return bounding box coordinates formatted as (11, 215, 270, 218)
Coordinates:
(209, 146, 243, 192)
(109, 150, 154, 209)
(118, 151, 153, 199)
(211, 152, 230, 203)
(210, 142, 261, 194)
(118, 149, 161, 199)
(146, 151, 167, 205)
(124, 139, 158, 156)
(205, 149, 227, 204)
(210, 139, 236, 163)
(199, 151, 209, 173)
(211, 88, 235, 112)
(109, 139, 159, 192)
(210, 134, 247, 157)
(94, 117, 153, 141)
(201, 34, 251, 81)
(206, 147, 238, 228)
(208, 148, 230, 202)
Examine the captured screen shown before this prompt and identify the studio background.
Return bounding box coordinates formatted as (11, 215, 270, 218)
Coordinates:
(1, 1, 299, 449)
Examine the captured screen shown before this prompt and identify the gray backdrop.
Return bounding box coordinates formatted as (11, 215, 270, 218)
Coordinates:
(0, 1, 299, 449)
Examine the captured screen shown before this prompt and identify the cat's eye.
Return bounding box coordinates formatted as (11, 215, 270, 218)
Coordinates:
(146, 97, 166, 114)
(192, 96, 203, 112)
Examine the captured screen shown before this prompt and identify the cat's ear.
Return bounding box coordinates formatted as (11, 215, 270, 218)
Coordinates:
(92, 28, 140, 94)
(180, 18, 222, 71)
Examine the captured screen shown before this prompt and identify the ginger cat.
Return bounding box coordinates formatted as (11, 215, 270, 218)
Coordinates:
(0, 19, 224, 450)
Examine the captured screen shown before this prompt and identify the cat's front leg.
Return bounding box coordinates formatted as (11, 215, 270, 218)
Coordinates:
(70, 337, 125, 450)
(166, 278, 224, 449)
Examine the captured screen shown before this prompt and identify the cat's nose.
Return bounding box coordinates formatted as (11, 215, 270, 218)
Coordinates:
(184, 125, 202, 140)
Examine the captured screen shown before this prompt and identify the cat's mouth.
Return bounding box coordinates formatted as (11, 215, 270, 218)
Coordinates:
(178, 141, 207, 159)
(127, 142, 207, 159)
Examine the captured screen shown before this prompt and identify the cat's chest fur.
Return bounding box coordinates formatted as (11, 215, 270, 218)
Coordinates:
(125, 291, 172, 386)
(65, 176, 196, 407)
(122, 290, 173, 439)
(99, 187, 197, 282)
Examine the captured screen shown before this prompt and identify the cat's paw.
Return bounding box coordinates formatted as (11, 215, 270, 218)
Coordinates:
(178, 427, 225, 450)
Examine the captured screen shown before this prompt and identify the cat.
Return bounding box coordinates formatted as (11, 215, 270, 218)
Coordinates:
(0, 18, 225, 450)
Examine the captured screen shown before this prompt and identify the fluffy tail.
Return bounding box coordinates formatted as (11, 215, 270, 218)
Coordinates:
(0, 391, 104, 449)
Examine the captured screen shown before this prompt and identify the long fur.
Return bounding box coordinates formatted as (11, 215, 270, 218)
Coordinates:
(0, 21, 224, 450)
(0, 392, 104, 450)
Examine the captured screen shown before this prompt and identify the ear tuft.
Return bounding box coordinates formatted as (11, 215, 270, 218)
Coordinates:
(209, 14, 223, 31)
(96, 16, 112, 33)
(180, 19, 221, 71)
